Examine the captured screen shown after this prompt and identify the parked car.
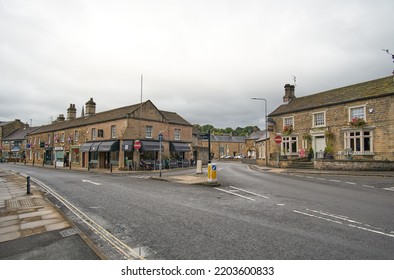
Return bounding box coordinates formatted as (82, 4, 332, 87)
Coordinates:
(234, 155, 246, 159)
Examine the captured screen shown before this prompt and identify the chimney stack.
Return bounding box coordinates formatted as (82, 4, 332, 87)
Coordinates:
(85, 98, 96, 116)
(283, 84, 295, 103)
(67, 104, 77, 120)
(53, 114, 65, 123)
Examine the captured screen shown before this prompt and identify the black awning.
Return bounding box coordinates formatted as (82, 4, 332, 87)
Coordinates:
(170, 142, 191, 152)
(90, 142, 101, 152)
(122, 140, 134, 152)
(80, 143, 94, 152)
(98, 141, 119, 152)
(141, 141, 163, 152)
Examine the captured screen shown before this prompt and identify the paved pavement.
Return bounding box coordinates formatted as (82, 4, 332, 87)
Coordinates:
(1, 162, 392, 260)
(0, 169, 103, 260)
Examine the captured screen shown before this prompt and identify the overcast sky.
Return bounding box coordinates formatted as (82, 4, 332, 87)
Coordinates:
(1, 0, 393, 128)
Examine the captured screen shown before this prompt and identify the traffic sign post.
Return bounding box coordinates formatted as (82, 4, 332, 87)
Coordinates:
(207, 163, 217, 183)
(274, 135, 282, 167)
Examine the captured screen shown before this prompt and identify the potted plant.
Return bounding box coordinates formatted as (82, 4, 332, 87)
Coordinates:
(323, 145, 334, 159)
(308, 147, 314, 161)
(283, 125, 293, 135)
(349, 117, 366, 128)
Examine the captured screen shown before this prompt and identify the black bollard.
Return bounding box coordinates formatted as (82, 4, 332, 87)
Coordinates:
(110, 163, 113, 173)
(26, 176, 31, 195)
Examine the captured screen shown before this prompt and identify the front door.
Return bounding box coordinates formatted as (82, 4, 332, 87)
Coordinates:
(314, 136, 325, 159)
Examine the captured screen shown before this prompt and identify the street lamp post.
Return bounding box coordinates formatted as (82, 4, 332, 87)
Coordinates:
(159, 132, 163, 177)
(251, 98, 268, 166)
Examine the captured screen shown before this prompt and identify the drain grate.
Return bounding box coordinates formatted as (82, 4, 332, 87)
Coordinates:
(59, 227, 81, 238)
(6, 198, 50, 209)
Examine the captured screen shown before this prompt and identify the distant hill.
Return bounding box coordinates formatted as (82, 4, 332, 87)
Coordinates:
(193, 124, 260, 137)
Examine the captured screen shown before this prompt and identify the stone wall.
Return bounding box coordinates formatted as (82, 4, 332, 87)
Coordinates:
(314, 159, 394, 171)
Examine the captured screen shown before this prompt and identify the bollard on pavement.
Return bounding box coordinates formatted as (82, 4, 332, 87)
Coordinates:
(26, 176, 31, 195)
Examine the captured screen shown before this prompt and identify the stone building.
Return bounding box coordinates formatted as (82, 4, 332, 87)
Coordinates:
(1, 126, 38, 161)
(200, 135, 246, 159)
(0, 119, 26, 159)
(268, 76, 394, 163)
(26, 99, 193, 170)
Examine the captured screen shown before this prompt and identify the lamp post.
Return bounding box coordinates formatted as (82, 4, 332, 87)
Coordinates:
(159, 131, 163, 177)
(251, 97, 268, 166)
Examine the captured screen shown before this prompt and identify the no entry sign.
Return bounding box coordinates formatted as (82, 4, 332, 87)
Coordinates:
(274, 135, 282, 144)
(134, 141, 142, 150)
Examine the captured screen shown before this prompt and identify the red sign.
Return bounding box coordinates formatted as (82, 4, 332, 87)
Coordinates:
(134, 141, 142, 150)
(274, 135, 282, 144)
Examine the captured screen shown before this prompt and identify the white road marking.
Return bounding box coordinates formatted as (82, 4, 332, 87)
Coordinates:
(31, 177, 142, 259)
(329, 179, 341, 183)
(348, 224, 394, 238)
(345, 182, 356, 185)
(316, 178, 326, 181)
(214, 188, 255, 201)
(306, 209, 362, 225)
(362, 185, 375, 188)
(82, 179, 102, 186)
(229, 186, 269, 199)
(383, 187, 394, 192)
(306, 176, 314, 179)
(295, 208, 394, 239)
(277, 203, 286, 206)
(293, 210, 343, 224)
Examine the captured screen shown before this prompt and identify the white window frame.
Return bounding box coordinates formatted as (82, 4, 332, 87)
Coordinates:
(174, 129, 181, 141)
(344, 129, 373, 155)
(61, 133, 65, 143)
(74, 130, 79, 142)
(349, 105, 366, 122)
(92, 128, 96, 140)
(283, 116, 294, 129)
(145, 126, 153, 139)
(313, 111, 326, 127)
(111, 125, 117, 139)
(281, 136, 298, 155)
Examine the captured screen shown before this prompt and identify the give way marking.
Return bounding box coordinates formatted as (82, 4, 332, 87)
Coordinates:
(82, 179, 102, 186)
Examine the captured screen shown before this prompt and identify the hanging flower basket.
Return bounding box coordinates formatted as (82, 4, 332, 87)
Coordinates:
(282, 125, 293, 135)
(350, 117, 366, 128)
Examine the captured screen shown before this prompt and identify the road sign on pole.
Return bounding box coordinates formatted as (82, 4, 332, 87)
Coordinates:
(134, 141, 142, 150)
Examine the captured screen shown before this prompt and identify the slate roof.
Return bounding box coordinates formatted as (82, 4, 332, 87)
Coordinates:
(3, 127, 39, 141)
(209, 135, 246, 142)
(269, 76, 394, 117)
(30, 100, 192, 135)
(246, 130, 266, 140)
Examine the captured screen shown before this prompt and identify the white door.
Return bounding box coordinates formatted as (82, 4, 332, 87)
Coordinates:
(314, 136, 325, 159)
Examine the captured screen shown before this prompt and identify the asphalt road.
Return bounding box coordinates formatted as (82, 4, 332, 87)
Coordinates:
(3, 162, 394, 259)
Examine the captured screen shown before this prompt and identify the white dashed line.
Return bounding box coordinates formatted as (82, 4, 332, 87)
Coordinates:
(362, 185, 375, 189)
(345, 182, 356, 185)
(383, 187, 394, 192)
(348, 224, 394, 238)
(214, 188, 255, 201)
(329, 179, 341, 183)
(228, 186, 269, 199)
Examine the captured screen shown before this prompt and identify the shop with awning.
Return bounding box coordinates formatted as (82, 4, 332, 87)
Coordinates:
(170, 142, 191, 167)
